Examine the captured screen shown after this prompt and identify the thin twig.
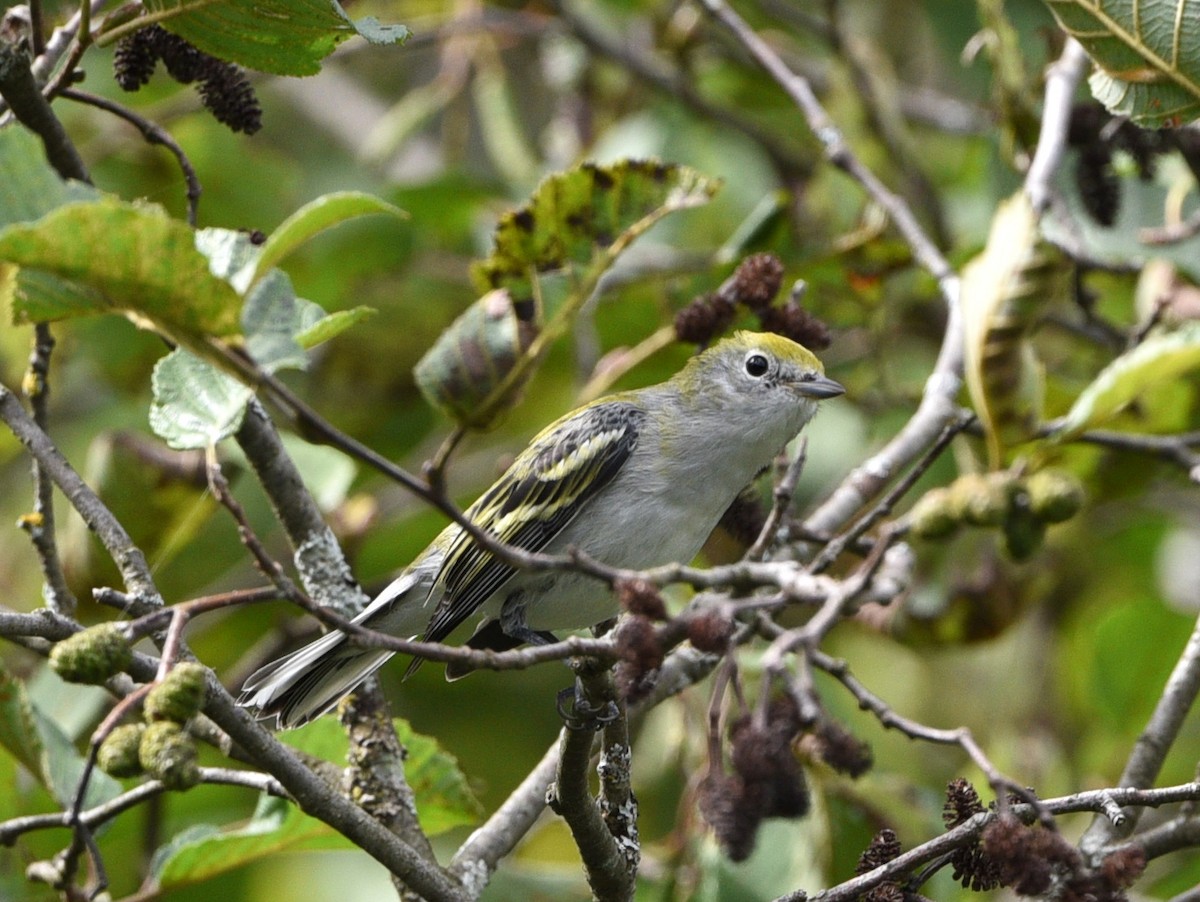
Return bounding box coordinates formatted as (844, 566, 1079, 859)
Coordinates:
(1081, 608, 1200, 852)
(1024, 38, 1089, 214)
(822, 0, 948, 245)
(0, 385, 161, 604)
(98, 586, 282, 620)
(807, 412, 970, 574)
(555, 0, 814, 181)
(746, 439, 808, 561)
(1069, 428, 1200, 479)
(20, 324, 78, 615)
(576, 325, 676, 405)
(61, 681, 155, 896)
(0, 770, 285, 863)
(61, 88, 202, 225)
(806, 645, 1041, 818)
(694, 0, 965, 541)
(206, 447, 310, 609)
(781, 782, 1200, 902)
(1140, 208, 1200, 246)
(697, 0, 955, 295)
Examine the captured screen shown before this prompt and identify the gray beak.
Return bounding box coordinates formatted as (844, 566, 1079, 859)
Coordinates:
(795, 374, 845, 399)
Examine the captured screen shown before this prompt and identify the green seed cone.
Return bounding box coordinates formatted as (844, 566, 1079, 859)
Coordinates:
(908, 488, 960, 539)
(1025, 469, 1085, 523)
(947, 473, 1015, 528)
(139, 722, 200, 790)
(49, 623, 132, 685)
(1003, 491, 1046, 561)
(145, 663, 208, 724)
(97, 723, 146, 778)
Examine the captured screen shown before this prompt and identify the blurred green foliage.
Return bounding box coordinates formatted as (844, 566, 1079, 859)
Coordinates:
(3, 0, 1200, 899)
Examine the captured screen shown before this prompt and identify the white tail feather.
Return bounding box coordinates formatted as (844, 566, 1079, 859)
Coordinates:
(238, 569, 434, 729)
(239, 630, 396, 729)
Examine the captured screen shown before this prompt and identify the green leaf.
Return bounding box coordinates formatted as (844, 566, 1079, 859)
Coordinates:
(253, 192, 407, 285)
(0, 667, 120, 810)
(149, 349, 253, 450)
(138, 0, 408, 77)
(471, 159, 720, 306)
(0, 198, 242, 339)
(1043, 0, 1200, 126)
(278, 434, 357, 511)
(283, 718, 481, 834)
(151, 718, 480, 890)
(3, 267, 108, 326)
(1054, 322, 1200, 438)
(153, 795, 346, 890)
(426, 159, 719, 427)
(242, 270, 309, 372)
(961, 192, 1069, 466)
(149, 269, 334, 449)
(0, 127, 97, 226)
(33, 708, 122, 810)
(0, 129, 112, 328)
(392, 719, 484, 835)
(1088, 70, 1200, 126)
(295, 306, 377, 349)
(195, 227, 264, 295)
(413, 289, 535, 427)
(0, 668, 46, 785)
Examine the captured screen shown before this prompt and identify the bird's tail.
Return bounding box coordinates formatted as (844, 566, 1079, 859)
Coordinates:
(238, 629, 395, 729)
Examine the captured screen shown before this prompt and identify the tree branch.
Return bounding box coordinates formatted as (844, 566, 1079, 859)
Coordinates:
(551, 663, 636, 901)
(18, 325, 77, 616)
(1024, 38, 1089, 215)
(233, 402, 440, 894)
(0, 768, 285, 845)
(696, 0, 955, 295)
(0, 18, 88, 182)
(784, 783, 1200, 902)
(0, 386, 466, 899)
(61, 88, 202, 225)
(692, 0, 965, 540)
(1081, 609, 1200, 851)
(0, 384, 160, 604)
(450, 741, 561, 895)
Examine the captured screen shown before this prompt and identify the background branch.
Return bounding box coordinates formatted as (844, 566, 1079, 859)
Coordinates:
(0, 20, 88, 182)
(19, 325, 77, 615)
(1081, 609, 1200, 851)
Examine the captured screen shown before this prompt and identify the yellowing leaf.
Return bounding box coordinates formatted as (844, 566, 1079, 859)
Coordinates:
(1055, 322, 1200, 438)
(472, 159, 720, 306)
(428, 159, 719, 427)
(962, 193, 1069, 466)
(0, 198, 242, 340)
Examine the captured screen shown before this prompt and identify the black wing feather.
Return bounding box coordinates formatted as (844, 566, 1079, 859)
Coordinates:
(421, 401, 644, 643)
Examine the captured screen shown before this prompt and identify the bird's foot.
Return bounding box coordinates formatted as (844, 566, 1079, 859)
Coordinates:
(556, 684, 619, 731)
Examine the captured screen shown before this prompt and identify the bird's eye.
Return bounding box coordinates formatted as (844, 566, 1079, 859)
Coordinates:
(744, 353, 770, 377)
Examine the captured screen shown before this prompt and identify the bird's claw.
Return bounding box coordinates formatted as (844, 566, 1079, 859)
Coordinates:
(556, 685, 619, 731)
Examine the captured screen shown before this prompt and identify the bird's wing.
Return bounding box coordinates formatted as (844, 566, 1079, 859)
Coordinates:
(422, 400, 645, 644)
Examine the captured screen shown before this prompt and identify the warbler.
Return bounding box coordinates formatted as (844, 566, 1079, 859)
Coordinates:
(239, 332, 843, 728)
